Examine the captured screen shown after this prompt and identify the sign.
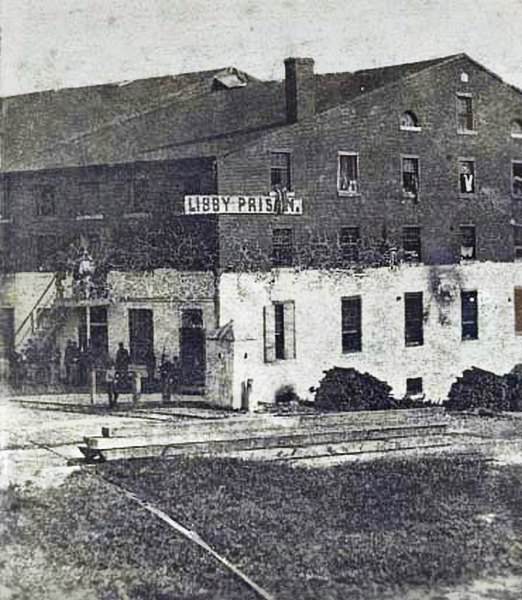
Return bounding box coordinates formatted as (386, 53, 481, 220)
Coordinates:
(184, 192, 303, 215)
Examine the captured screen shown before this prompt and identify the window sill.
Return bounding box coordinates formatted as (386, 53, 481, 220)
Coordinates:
(511, 133, 522, 140)
(400, 126, 422, 132)
(0, 218, 12, 224)
(457, 130, 478, 136)
(76, 214, 104, 221)
(402, 192, 419, 201)
(124, 212, 152, 219)
(461, 337, 479, 342)
(459, 193, 476, 199)
(512, 194, 522, 201)
(342, 349, 362, 355)
(338, 190, 361, 198)
(405, 342, 424, 348)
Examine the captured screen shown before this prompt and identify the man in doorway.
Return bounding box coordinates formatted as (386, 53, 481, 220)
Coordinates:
(160, 354, 173, 402)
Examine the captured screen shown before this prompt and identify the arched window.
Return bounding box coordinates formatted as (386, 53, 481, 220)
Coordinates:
(511, 119, 522, 138)
(400, 111, 420, 130)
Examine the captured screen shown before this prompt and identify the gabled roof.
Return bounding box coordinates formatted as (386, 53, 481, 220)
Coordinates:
(2, 52, 515, 173)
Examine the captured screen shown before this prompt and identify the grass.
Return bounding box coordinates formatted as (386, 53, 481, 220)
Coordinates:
(1, 455, 521, 599)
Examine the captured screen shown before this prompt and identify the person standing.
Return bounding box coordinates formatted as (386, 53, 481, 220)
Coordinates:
(115, 342, 130, 390)
(160, 354, 173, 402)
(106, 360, 118, 408)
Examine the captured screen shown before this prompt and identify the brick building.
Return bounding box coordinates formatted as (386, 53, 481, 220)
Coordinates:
(1, 54, 522, 407)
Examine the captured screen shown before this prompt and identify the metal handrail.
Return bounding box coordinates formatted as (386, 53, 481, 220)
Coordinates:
(14, 273, 57, 344)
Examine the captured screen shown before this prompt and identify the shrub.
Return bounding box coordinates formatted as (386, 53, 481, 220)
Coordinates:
(314, 367, 394, 411)
(274, 384, 300, 404)
(445, 367, 511, 412)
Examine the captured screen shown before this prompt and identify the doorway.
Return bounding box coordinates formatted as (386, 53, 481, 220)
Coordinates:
(180, 308, 205, 386)
(129, 308, 154, 364)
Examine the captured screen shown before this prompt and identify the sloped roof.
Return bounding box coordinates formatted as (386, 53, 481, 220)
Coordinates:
(0, 53, 468, 172)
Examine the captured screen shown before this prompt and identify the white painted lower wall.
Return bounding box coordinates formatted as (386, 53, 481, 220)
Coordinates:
(219, 263, 522, 409)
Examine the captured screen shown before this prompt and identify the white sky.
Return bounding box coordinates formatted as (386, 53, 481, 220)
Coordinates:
(1, 0, 522, 96)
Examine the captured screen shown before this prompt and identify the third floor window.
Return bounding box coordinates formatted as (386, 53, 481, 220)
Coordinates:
(338, 152, 359, 195)
(457, 94, 474, 132)
(459, 159, 475, 194)
(270, 152, 292, 192)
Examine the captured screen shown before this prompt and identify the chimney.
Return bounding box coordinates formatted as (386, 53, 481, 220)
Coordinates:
(284, 57, 315, 124)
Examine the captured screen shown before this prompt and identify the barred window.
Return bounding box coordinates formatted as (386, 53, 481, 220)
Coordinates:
(457, 94, 474, 132)
(460, 225, 476, 260)
(341, 296, 362, 353)
(270, 152, 292, 191)
(272, 228, 293, 267)
(338, 153, 359, 194)
(339, 227, 360, 263)
(402, 157, 419, 199)
(459, 160, 475, 194)
(405, 292, 424, 346)
(461, 291, 478, 340)
(402, 227, 422, 263)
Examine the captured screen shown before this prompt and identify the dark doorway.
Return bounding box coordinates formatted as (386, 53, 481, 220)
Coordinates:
(180, 308, 205, 386)
(78, 307, 108, 357)
(129, 309, 154, 363)
(0, 307, 15, 370)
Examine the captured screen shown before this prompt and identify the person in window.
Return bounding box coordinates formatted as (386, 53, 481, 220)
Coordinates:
(460, 163, 475, 194)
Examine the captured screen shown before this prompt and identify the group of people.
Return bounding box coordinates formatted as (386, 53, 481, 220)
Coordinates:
(10, 337, 183, 407)
(105, 343, 182, 408)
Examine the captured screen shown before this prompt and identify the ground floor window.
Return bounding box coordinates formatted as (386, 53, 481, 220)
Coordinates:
(264, 301, 295, 362)
(404, 292, 424, 346)
(406, 377, 423, 396)
(341, 296, 362, 352)
(461, 291, 478, 340)
(129, 308, 154, 363)
(515, 288, 522, 335)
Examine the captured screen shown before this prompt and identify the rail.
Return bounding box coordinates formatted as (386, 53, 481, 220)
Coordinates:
(14, 273, 57, 346)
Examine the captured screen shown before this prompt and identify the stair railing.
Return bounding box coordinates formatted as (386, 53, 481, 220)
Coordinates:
(14, 273, 58, 348)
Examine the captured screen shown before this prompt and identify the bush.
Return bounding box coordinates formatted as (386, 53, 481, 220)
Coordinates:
(274, 384, 300, 404)
(314, 367, 394, 411)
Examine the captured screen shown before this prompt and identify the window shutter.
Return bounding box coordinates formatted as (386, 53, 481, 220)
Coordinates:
(283, 301, 296, 359)
(263, 305, 276, 363)
(515, 288, 522, 334)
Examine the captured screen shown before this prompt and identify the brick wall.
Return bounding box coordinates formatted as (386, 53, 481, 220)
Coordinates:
(217, 56, 522, 270)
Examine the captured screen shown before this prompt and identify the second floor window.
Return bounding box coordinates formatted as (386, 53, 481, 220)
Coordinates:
(270, 152, 291, 191)
(36, 186, 56, 217)
(459, 160, 475, 194)
(35, 234, 58, 270)
(457, 94, 474, 132)
(460, 225, 476, 260)
(272, 228, 293, 267)
(339, 227, 360, 263)
(338, 152, 359, 194)
(513, 162, 522, 198)
(402, 226, 422, 263)
(78, 182, 101, 216)
(128, 178, 151, 213)
(402, 157, 419, 199)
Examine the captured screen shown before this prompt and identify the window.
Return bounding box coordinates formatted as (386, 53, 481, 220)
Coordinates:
(78, 182, 101, 217)
(402, 156, 419, 199)
(461, 291, 478, 340)
(35, 234, 58, 270)
(272, 228, 293, 267)
(460, 225, 476, 260)
(36, 186, 56, 217)
(406, 377, 423, 396)
(514, 288, 522, 335)
(128, 177, 151, 213)
(400, 111, 420, 130)
(404, 292, 424, 346)
(129, 308, 154, 364)
(512, 162, 522, 197)
(457, 94, 474, 132)
(511, 120, 522, 138)
(270, 152, 291, 191)
(514, 226, 522, 261)
(263, 301, 295, 362)
(337, 152, 359, 194)
(459, 160, 475, 194)
(79, 307, 108, 356)
(402, 227, 422, 263)
(0, 178, 10, 220)
(341, 296, 362, 353)
(339, 227, 360, 263)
